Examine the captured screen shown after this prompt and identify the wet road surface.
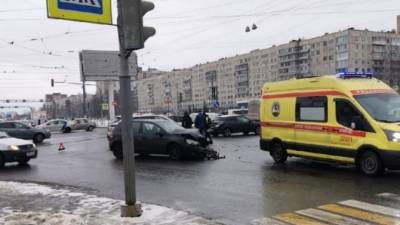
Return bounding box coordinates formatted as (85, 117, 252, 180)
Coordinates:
(1, 129, 400, 224)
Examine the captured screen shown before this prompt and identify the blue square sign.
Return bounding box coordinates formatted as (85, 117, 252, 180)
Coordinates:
(57, 0, 103, 15)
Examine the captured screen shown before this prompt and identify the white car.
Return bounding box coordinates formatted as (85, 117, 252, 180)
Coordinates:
(0, 132, 37, 167)
(38, 119, 75, 133)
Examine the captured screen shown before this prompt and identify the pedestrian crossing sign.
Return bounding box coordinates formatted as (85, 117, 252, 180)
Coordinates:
(47, 0, 112, 25)
(102, 103, 109, 111)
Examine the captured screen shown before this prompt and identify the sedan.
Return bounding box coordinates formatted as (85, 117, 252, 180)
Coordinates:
(108, 119, 209, 160)
(0, 132, 38, 167)
(0, 121, 51, 143)
(72, 118, 96, 131)
(210, 115, 260, 137)
(37, 119, 74, 133)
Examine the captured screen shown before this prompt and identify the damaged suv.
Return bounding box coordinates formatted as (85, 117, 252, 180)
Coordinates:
(108, 119, 210, 160)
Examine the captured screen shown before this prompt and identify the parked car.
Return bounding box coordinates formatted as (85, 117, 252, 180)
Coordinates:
(0, 121, 51, 144)
(72, 118, 96, 131)
(37, 119, 74, 133)
(210, 115, 260, 137)
(108, 119, 209, 160)
(0, 132, 38, 167)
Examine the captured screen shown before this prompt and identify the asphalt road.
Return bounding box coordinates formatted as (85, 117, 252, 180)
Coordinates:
(1, 129, 400, 224)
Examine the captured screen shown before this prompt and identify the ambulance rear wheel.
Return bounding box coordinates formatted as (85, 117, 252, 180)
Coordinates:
(359, 151, 384, 176)
(270, 142, 287, 164)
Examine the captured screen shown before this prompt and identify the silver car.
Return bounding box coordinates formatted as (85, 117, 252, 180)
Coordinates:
(38, 119, 74, 133)
(72, 118, 96, 132)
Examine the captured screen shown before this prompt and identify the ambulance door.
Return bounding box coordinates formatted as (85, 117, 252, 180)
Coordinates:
(331, 98, 372, 160)
(294, 96, 330, 153)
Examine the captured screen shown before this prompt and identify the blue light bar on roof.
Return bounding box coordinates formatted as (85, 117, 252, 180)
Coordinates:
(336, 71, 373, 79)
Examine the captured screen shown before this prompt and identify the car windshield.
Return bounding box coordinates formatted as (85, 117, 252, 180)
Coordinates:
(355, 93, 400, 123)
(157, 120, 184, 133)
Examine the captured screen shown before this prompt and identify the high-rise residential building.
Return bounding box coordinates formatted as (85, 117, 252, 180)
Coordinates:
(133, 29, 400, 114)
(397, 15, 400, 34)
(119, 18, 400, 114)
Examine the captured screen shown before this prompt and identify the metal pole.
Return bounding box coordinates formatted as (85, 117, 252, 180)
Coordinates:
(108, 82, 115, 120)
(82, 80, 87, 117)
(117, 0, 141, 217)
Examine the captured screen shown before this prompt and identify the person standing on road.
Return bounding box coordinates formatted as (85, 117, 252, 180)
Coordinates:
(194, 111, 206, 135)
(182, 112, 193, 129)
(204, 113, 213, 144)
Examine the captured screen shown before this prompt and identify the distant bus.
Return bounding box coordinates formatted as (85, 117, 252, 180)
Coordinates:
(247, 99, 260, 121)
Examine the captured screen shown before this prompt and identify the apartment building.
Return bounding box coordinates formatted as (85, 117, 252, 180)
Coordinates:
(134, 27, 400, 114)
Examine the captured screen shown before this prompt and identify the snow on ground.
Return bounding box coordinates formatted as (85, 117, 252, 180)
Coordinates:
(0, 181, 220, 225)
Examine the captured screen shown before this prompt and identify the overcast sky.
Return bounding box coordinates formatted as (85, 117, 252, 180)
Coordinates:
(0, 0, 399, 101)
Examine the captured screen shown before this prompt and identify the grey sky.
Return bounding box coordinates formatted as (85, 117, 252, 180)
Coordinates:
(0, 0, 399, 100)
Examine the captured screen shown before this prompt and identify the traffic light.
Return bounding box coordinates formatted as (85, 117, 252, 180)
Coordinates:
(51, 79, 54, 87)
(119, 0, 156, 50)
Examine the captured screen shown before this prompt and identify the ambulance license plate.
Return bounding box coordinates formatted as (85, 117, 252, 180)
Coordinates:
(26, 152, 35, 157)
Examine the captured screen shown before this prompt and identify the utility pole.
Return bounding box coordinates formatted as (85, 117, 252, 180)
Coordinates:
(117, 2, 140, 218)
(79, 52, 87, 118)
(82, 78, 87, 117)
(117, 0, 155, 217)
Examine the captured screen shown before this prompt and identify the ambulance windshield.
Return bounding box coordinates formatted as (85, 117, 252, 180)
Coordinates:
(355, 93, 400, 123)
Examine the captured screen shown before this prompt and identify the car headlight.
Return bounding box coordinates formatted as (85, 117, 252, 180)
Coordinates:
(186, 139, 200, 145)
(8, 145, 19, 151)
(384, 129, 400, 142)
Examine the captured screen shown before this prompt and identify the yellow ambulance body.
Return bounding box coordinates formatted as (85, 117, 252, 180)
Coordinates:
(260, 73, 400, 175)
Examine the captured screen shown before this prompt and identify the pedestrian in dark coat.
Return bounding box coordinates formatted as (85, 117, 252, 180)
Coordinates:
(194, 112, 206, 135)
(182, 112, 193, 129)
(204, 113, 213, 144)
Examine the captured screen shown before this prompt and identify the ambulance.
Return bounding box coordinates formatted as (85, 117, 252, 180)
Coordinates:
(259, 72, 400, 176)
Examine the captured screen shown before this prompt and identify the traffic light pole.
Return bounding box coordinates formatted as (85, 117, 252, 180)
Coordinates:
(117, 0, 142, 218)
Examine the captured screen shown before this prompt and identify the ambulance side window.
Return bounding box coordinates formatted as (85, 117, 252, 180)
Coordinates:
(296, 96, 327, 122)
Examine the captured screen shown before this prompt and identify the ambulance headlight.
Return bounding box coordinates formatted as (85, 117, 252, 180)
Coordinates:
(384, 130, 400, 142)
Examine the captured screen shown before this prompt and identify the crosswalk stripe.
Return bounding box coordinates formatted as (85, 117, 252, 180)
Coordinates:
(319, 204, 400, 225)
(340, 200, 400, 218)
(377, 193, 400, 202)
(296, 208, 372, 225)
(273, 212, 329, 225)
(251, 218, 291, 225)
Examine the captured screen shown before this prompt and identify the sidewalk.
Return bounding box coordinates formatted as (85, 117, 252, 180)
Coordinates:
(0, 181, 220, 225)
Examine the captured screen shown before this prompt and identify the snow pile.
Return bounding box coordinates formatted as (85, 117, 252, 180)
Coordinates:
(0, 181, 218, 225)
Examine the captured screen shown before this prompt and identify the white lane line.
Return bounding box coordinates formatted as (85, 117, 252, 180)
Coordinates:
(377, 193, 400, 201)
(297, 208, 372, 225)
(251, 217, 290, 225)
(340, 200, 400, 218)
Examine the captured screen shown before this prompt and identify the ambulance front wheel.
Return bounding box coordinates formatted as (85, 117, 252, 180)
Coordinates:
(270, 142, 287, 164)
(358, 150, 384, 176)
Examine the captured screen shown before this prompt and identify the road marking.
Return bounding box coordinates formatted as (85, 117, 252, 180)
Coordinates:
(296, 208, 372, 225)
(340, 200, 400, 218)
(251, 217, 290, 225)
(319, 204, 400, 225)
(273, 212, 329, 225)
(377, 193, 400, 202)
